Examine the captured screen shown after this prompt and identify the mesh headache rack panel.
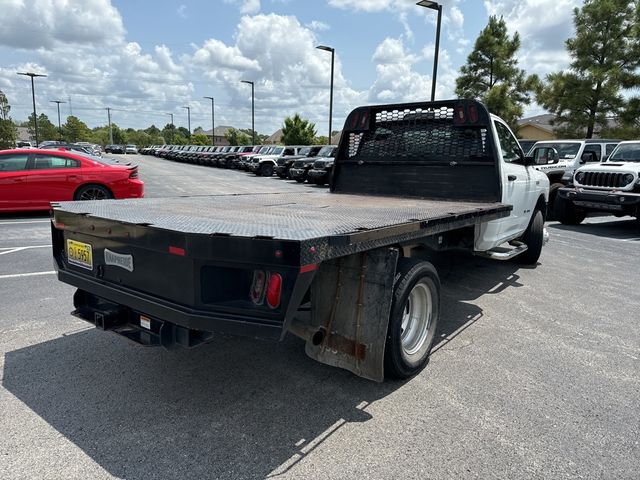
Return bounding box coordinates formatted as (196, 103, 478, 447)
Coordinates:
(332, 99, 501, 202)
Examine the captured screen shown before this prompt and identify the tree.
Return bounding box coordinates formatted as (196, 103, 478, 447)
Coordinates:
(239, 128, 268, 144)
(225, 128, 250, 146)
(62, 116, 91, 143)
(27, 113, 59, 141)
(455, 16, 539, 128)
(314, 135, 329, 145)
(537, 0, 640, 138)
(602, 97, 640, 139)
(281, 113, 316, 145)
(0, 89, 17, 149)
(0, 89, 10, 121)
(190, 133, 210, 146)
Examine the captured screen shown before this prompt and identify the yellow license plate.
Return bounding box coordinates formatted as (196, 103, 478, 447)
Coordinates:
(66, 239, 93, 270)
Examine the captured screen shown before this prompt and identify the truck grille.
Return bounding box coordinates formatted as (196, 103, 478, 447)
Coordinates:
(578, 171, 629, 188)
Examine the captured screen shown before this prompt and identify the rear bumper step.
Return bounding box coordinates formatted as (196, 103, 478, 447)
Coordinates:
(477, 241, 528, 261)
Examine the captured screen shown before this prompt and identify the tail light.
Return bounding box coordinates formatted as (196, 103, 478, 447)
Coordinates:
(250, 270, 282, 309)
(129, 168, 138, 179)
(266, 273, 282, 309)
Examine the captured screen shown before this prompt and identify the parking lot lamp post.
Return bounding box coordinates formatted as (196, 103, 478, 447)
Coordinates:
(241, 80, 255, 144)
(50, 100, 66, 140)
(416, 0, 442, 101)
(17, 72, 47, 146)
(203, 96, 215, 145)
(106, 107, 113, 144)
(182, 106, 191, 137)
(316, 45, 335, 142)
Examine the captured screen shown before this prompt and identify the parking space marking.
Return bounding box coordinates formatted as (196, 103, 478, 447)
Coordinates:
(0, 271, 56, 279)
(0, 245, 52, 256)
(0, 220, 50, 225)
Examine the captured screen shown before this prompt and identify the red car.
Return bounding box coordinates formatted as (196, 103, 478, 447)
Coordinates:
(0, 148, 144, 212)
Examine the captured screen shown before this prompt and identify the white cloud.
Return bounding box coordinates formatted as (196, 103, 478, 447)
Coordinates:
(225, 0, 261, 15)
(177, 4, 187, 18)
(450, 6, 464, 30)
(327, 0, 393, 12)
(306, 20, 331, 32)
(483, 0, 580, 76)
(0, 0, 125, 49)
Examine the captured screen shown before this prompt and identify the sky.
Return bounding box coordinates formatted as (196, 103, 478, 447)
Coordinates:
(0, 0, 583, 137)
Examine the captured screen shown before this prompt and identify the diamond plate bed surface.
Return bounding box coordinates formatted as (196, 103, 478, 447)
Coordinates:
(54, 192, 509, 241)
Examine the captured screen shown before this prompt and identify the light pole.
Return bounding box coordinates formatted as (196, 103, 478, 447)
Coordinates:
(182, 106, 191, 136)
(203, 96, 215, 145)
(166, 113, 174, 126)
(17, 72, 47, 146)
(50, 100, 66, 140)
(416, 0, 442, 101)
(241, 80, 255, 144)
(106, 107, 113, 144)
(316, 45, 335, 142)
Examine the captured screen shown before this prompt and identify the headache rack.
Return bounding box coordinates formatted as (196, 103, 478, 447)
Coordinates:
(331, 99, 501, 203)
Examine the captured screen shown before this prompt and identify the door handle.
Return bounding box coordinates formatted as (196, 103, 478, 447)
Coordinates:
(508, 175, 517, 181)
(13, 177, 25, 182)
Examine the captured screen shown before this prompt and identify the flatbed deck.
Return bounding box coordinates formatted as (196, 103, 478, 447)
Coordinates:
(54, 191, 510, 261)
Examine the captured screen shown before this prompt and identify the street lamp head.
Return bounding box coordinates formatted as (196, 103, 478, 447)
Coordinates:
(316, 45, 334, 52)
(241, 80, 254, 85)
(416, 0, 440, 10)
(17, 71, 48, 78)
(203, 96, 214, 100)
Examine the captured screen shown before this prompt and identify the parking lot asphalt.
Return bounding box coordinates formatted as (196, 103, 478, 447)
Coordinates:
(1, 154, 639, 479)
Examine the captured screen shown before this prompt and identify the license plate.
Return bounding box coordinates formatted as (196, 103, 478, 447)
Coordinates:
(66, 239, 93, 270)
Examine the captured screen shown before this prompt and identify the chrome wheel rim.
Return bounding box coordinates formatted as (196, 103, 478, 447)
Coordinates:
(79, 188, 108, 201)
(400, 281, 432, 356)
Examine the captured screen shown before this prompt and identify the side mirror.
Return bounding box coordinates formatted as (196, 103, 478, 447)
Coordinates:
(526, 147, 559, 166)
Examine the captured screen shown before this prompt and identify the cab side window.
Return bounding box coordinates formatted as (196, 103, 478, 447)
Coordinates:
(494, 121, 523, 163)
(583, 145, 601, 162)
(32, 155, 80, 169)
(0, 154, 29, 171)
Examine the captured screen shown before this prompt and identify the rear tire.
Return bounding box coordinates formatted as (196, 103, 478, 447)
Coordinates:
(74, 184, 113, 201)
(518, 209, 544, 265)
(554, 196, 586, 225)
(384, 258, 440, 379)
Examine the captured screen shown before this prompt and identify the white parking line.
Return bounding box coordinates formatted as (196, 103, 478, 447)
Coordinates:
(0, 271, 56, 279)
(0, 245, 51, 255)
(0, 220, 50, 225)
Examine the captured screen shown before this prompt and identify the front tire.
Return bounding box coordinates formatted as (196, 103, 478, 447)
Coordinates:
(384, 258, 440, 379)
(518, 209, 544, 265)
(258, 163, 274, 177)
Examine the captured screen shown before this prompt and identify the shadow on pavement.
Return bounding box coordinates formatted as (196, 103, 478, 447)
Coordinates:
(3, 252, 528, 479)
(548, 217, 640, 241)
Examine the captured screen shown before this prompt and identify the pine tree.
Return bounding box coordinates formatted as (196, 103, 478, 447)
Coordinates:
(455, 16, 539, 129)
(281, 113, 316, 145)
(537, 0, 640, 138)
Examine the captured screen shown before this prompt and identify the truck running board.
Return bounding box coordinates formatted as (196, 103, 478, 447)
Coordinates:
(478, 241, 528, 261)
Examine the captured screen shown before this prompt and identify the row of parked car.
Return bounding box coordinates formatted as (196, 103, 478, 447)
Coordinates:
(139, 144, 338, 185)
(105, 145, 139, 154)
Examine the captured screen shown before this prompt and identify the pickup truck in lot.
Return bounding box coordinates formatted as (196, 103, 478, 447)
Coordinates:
(275, 145, 322, 178)
(51, 99, 549, 381)
(556, 140, 640, 225)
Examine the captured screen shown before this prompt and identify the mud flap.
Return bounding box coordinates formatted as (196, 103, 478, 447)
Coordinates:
(305, 247, 399, 382)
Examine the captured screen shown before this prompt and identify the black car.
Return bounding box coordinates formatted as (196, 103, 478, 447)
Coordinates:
(274, 145, 322, 178)
(289, 145, 337, 183)
(109, 145, 125, 154)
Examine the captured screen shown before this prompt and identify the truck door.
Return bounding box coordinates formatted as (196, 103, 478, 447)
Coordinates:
(493, 119, 536, 239)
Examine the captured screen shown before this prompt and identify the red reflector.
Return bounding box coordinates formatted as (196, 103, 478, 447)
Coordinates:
(300, 264, 318, 274)
(468, 104, 478, 123)
(266, 273, 282, 309)
(454, 105, 465, 123)
(53, 221, 65, 229)
(168, 246, 185, 256)
(251, 270, 266, 304)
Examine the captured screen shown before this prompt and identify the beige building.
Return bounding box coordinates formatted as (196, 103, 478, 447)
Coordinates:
(517, 114, 556, 140)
